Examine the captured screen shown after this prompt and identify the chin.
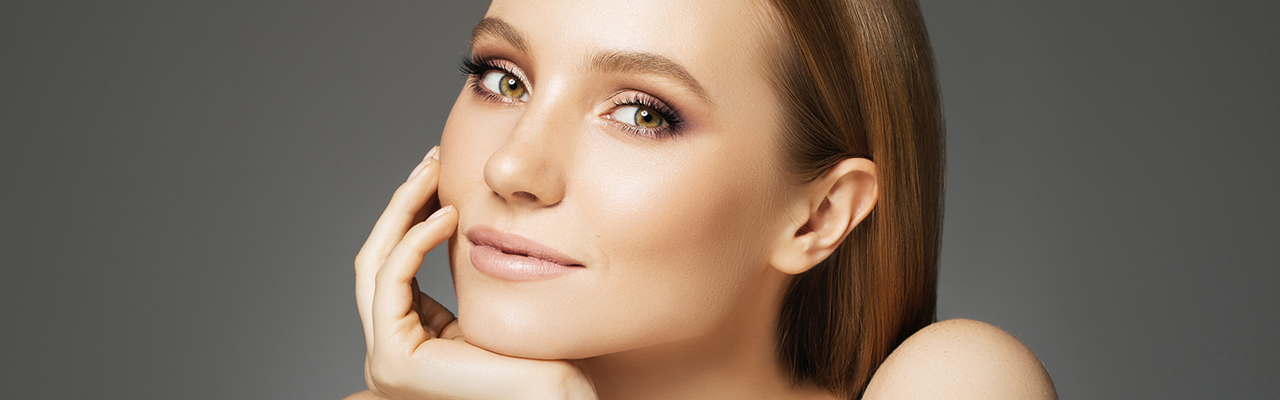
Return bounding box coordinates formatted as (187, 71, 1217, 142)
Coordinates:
(455, 298, 604, 360)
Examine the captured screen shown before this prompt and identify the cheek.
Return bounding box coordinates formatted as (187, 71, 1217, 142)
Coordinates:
(577, 137, 781, 334)
(439, 88, 788, 358)
(590, 160, 759, 260)
(438, 92, 513, 209)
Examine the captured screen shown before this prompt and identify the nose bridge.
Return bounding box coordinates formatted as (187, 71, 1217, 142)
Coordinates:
(483, 88, 576, 207)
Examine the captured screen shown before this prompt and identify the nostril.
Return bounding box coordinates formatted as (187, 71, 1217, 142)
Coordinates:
(512, 191, 538, 203)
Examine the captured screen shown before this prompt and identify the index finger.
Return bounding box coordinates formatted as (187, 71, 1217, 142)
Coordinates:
(355, 146, 440, 347)
(373, 205, 457, 353)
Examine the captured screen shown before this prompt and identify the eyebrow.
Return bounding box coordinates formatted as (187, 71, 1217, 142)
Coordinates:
(470, 17, 530, 55)
(469, 17, 711, 103)
(589, 50, 710, 102)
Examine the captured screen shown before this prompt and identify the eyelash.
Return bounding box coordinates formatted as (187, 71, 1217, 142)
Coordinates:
(460, 56, 520, 104)
(609, 93, 685, 139)
(459, 54, 687, 139)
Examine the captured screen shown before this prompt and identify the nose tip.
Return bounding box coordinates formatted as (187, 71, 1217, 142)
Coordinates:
(483, 146, 565, 208)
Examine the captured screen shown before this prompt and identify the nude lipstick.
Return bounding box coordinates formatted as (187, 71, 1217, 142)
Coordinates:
(466, 225, 585, 282)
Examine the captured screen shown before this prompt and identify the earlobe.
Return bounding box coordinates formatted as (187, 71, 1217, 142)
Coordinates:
(770, 158, 877, 275)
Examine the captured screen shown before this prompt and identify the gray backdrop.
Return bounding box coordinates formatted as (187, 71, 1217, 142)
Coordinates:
(2, 1, 1276, 399)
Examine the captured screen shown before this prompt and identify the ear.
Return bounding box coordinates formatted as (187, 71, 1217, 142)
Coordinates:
(769, 158, 877, 275)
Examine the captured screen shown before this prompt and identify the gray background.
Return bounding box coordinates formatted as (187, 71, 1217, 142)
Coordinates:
(2, 0, 1276, 399)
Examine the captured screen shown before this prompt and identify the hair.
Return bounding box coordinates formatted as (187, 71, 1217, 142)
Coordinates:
(764, 0, 945, 398)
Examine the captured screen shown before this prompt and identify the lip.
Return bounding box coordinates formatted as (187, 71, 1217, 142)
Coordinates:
(466, 225, 585, 282)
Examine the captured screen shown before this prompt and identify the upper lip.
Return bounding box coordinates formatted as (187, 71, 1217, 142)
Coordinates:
(465, 225, 585, 267)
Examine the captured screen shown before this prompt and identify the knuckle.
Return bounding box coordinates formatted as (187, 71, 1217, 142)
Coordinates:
(355, 257, 379, 277)
(354, 249, 378, 272)
(395, 226, 432, 256)
(367, 357, 404, 393)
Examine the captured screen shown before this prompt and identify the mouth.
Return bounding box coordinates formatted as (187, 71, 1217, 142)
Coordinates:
(465, 225, 585, 281)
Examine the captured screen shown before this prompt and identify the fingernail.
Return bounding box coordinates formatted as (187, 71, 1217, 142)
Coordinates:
(407, 146, 440, 180)
(427, 145, 440, 160)
(407, 159, 427, 180)
(427, 205, 454, 221)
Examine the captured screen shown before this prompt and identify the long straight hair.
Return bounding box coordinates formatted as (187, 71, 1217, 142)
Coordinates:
(766, 0, 945, 398)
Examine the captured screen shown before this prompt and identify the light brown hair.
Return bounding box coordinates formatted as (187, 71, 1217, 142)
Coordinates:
(766, 0, 945, 398)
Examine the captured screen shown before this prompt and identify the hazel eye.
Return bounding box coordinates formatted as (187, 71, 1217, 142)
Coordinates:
(480, 70, 528, 101)
(609, 105, 666, 129)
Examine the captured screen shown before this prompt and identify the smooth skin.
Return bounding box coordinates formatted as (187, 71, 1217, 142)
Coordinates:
(348, 150, 1056, 399)
(349, 0, 1057, 398)
(352, 148, 595, 399)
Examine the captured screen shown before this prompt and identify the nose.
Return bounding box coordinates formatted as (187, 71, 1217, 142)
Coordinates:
(483, 102, 571, 208)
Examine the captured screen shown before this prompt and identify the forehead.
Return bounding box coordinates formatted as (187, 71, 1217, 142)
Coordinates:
(482, 0, 783, 101)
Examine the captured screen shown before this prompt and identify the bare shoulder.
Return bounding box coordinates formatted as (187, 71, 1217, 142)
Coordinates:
(862, 319, 1058, 400)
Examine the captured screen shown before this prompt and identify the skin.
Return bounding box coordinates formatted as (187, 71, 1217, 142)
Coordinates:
(348, 0, 1058, 399)
(441, 0, 797, 364)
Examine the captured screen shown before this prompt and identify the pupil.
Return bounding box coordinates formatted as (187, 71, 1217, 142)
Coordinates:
(505, 78, 516, 89)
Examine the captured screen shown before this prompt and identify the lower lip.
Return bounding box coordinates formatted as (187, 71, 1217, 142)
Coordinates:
(469, 243, 582, 282)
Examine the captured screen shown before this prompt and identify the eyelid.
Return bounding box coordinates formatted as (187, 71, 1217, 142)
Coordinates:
(601, 90, 686, 138)
(608, 105, 663, 128)
(464, 56, 533, 101)
(608, 91, 683, 124)
(488, 59, 533, 94)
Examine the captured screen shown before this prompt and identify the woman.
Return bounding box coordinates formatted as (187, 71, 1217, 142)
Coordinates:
(349, 0, 1057, 398)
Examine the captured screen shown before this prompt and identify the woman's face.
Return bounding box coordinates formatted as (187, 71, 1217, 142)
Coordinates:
(439, 0, 792, 359)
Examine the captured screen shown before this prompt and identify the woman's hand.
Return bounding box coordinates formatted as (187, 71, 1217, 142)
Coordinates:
(351, 146, 597, 400)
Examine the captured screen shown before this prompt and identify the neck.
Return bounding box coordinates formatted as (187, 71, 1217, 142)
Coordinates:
(571, 269, 837, 400)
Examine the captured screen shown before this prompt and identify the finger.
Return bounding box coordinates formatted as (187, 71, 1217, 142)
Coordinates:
(373, 205, 457, 355)
(374, 339, 583, 400)
(358, 147, 439, 294)
(406, 278, 450, 338)
(439, 319, 464, 341)
(356, 146, 441, 348)
(359, 146, 440, 272)
(417, 289, 456, 336)
(409, 278, 430, 336)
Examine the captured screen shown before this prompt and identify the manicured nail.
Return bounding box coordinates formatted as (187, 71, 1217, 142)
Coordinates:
(427, 205, 454, 221)
(407, 160, 427, 180)
(407, 146, 440, 180)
